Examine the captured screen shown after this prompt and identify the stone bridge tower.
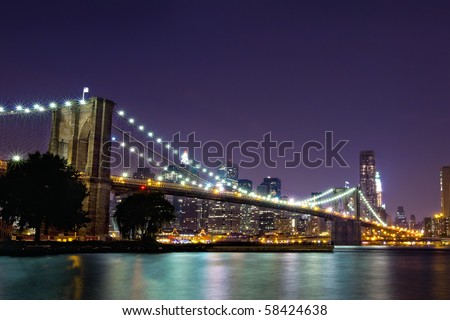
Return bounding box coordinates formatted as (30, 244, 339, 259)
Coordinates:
(49, 97, 115, 237)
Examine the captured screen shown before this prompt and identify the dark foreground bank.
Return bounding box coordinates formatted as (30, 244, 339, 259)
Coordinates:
(0, 241, 333, 256)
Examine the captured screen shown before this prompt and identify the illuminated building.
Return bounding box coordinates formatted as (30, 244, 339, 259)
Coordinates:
(0, 160, 7, 175)
(440, 166, 450, 218)
(260, 177, 281, 198)
(375, 171, 383, 208)
(430, 213, 449, 238)
(360, 150, 377, 210)
(207, 201, 240, 234)
(395, 206, 408, 228)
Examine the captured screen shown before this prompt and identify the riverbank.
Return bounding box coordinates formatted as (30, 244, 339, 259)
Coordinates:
(0, 241, 333, 256)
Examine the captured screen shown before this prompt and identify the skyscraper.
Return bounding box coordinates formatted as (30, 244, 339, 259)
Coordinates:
(260, 177, 281, 198)
(440, 167, 450, 218)
(375, 171, 383, 208)
(395, 206, 407, 228)
(360, 150, 377, 209)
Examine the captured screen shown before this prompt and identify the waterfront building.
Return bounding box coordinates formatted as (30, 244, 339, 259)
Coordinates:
(440, 167, 450, 218)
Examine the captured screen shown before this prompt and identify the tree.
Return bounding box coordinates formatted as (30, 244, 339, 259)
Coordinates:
(114, 192, 175, 240)
(0, 152, 89, 241)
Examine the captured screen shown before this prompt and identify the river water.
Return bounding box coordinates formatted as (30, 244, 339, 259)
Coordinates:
(0, 246, 449, 299)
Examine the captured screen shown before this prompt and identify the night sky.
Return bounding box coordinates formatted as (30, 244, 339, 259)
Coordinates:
(1, 0, 450, 220)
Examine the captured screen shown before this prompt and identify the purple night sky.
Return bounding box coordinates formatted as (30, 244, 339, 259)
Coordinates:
(1, 0, 450, 220)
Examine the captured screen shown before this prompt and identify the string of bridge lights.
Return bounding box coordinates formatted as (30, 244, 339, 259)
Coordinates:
(306, 187, 357, 206)
(112, 128, 214, 188)
(297, 188, 335, 205)
(116, 137, 214, 190)
(0, 99, 87, 115)
(358, 190, 387, 226)
(115, 107, 227, 182)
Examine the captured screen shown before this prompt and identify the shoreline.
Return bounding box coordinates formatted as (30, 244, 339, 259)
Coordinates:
(0, 241, 333, 256)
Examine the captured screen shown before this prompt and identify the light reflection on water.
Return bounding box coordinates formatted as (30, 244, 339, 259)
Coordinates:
(1, 247, 450, 299)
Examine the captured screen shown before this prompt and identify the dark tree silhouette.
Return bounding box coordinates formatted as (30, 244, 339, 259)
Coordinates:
(114, 192, 175, 240)
(0, 152, 89, 241)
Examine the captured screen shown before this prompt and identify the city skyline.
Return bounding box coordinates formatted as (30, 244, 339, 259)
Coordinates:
(1, 1, 450, 220)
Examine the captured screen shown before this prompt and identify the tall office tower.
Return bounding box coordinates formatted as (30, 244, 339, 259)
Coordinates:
(0, 160, 7, 175)
(440, 167, 450, 218)
(424, 218, 433, 237)
(207, 201, 240, 234)
(260, 177, 282, 198)
(360, 151, 377, 209)
(375, 171, 383, 208)
(178, 197, 204, 231)
(395, 206, 408, 228)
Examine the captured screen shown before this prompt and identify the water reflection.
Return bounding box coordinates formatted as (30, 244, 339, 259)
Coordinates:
(0, 248, 450, 299)
(65, 255, 83, 299)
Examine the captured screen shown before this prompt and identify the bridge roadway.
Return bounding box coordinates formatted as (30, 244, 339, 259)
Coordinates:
(110, 176, 426, 238)
(110, 175, 374, 225)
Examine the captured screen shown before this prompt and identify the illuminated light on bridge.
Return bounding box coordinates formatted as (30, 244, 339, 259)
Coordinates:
(64, 101, 72, 107)
(11, 154, 22, 162)
(307, 188, 356, 206)
(115, 107, 225, 183)
(297, 188, 335, 205)
(358, 190, 387, 226)
(49, 102, 57, 108)
(16, 105, 23, 111)
(0, 106, 4, 112)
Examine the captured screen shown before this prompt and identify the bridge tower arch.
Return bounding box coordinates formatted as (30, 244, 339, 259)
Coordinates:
(331, 188, 362, 245)
(49, 97, 115, 237)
